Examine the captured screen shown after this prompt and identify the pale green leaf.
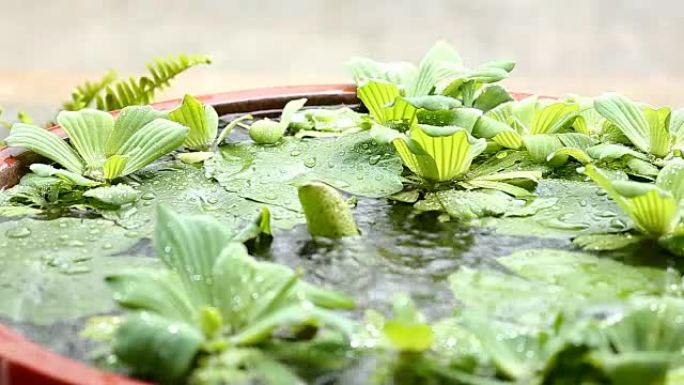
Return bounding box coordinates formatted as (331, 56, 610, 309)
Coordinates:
(409, 40, 463, 96)
(57, 109, 114, 169)
(594, 93, 655, 154)
(5, 124, 84, 174)
(206, 132, 403, 211)
(155, 205, 231, 307)
(346, 57, 416, 88)
(106, 106, 167, 155)
(643, 105, 672, 157)
(176, 151, 214, 164)
(83, 184, 139, 205)
(356, 80, 403, 124)
(573, 233, 644, 251)
(529, 101, 579, 135)
(394, 126, 486, 181)
(114, 312, 203, 384)
(29, 163, 100, 187)
(103, 154, 129, 180)
(215, 114, 252, 147)
(473, 85, 513, 112)
(118, 118, 188, 175)
(169, 94, 219, 151)
(657, 160, 684, 201)
(280, 98, 308, 126)
(586, 143, 649, 161)
(107, 269, 197, 323)
(298, 182, 358, 238)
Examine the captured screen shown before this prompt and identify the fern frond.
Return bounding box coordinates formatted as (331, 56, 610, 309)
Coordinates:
(63, 70, 118, 111)
(98, 54, 212, 111)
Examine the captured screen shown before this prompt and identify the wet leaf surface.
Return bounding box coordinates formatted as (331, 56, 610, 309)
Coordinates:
(205, 132, 404, 212)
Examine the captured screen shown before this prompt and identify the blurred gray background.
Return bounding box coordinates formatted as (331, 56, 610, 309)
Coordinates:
(1, 0, 682, 132)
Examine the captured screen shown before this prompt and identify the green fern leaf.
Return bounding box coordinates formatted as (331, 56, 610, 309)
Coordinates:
(98, 54, 212, 111)
(63, 70, 118, 111)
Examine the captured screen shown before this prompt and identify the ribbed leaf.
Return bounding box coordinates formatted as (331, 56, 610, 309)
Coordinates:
(643, 105, 672, 157)
(107, 106, 166, 155)
(522, 134, 564, 163)
(118, 119, 188, 175)
(56, 109, 114, 169)
(547, 148, 592, 165)
(107, 269, 197, 323)
(441, 67, 510, 98)
(356, 80, 402, 124)
(103, 155, 129, 180)
(586, 143, 649, 161)
(393, 137, 440, 180)
(492, 131, 523, 149)
(394, 126, 486, 181)
(5, 124, 84, 174)
(594, 93, 652, 154)
(169, 95, 219, 151)
(114, 312, 203, 384)
(529, 101, 578, 135)
(155, 205, 231, 308)
(473, 85, 514, 112)
(346, 57, 416, 88)
(409, 40, 463, 96)
(584, 165, 679, 237)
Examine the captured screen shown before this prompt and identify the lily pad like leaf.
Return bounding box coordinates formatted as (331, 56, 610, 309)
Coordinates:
(206, 132, 403, 211)
(573, 233, 644, 251)
(5, 124, 84, 174)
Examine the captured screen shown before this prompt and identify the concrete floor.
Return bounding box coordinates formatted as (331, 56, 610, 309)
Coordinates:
(1, 0, 683, 134)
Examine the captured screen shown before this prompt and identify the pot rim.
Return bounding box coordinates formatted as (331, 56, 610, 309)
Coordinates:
(0, 84, 538, 385)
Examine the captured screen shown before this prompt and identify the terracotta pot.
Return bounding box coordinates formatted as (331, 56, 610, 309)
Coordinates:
(0, 84, 534, 385)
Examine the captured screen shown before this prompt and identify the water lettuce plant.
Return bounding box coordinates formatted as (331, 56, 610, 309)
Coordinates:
(575, 163, 684, 254)
(107, 206, 355, 384)
(476, 96, 584, 162)
(594, 92, 684, 158)
(7, 39, 684, 385)
(168, 94, 219, 151)
(348, 41, 514, 126)
(249, 98, 307, 144)
(5, 107, 188, 183)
